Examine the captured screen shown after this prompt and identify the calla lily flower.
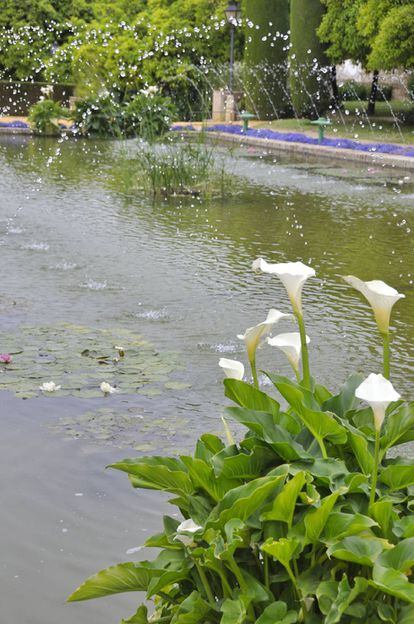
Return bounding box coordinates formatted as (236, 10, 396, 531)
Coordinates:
(39, 381, 61, 392)
(175, 519, 203, 547)
(267, 332, 310, 374)
(343, 276, 405, 335)
(252, 258, 315, 315)
(238, 309, 291, 363)
(355, 373, 401, 431)
(218, 358, 244, 380)
(100, 381, 117, 395)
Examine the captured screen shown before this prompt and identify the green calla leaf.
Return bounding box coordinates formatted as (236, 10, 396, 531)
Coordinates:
(322, 512, 378, 542)
(181, 456, 241, 502)
(212, 444, 276, 480)
(121, 605, 149, 624)
(224, 378, 281, 416)
(147, 569, 192, 598)
(256, 601, 298, 624)
(220, 597, 247, 624)
(304, 488, 346, 543)
(172, 591, 212, 624)
(328, 536, 386, 566)
(322, 373, 365, 417)
(206, 473, 287, 529)
(262, 538, 302, 569)
(380, 465, 414, 491)
(324, 575, 368, 624)
(381, 403, 414, 452)
(67, 562, 162, 602)
(261, 471, 306, 526)
(398, 604, 414, 623)
(370, 500, 397, 539)
(110, 456, 193, 497)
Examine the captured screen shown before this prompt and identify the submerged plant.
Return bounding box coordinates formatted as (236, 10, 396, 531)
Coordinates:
(68, 261, 414, 624)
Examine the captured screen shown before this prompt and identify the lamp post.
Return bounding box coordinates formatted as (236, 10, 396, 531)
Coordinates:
(224, 1, 241, 93)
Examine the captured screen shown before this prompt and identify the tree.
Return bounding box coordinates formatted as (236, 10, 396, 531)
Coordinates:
(244, 0, 290, 119)
(365, 4, 414, 70)
(289, 0, 331, 118)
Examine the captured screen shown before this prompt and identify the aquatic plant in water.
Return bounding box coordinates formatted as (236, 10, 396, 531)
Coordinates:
(68, 260, 414, 623)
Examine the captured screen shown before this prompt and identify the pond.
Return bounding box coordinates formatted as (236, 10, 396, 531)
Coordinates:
(1, 135, 414, 623)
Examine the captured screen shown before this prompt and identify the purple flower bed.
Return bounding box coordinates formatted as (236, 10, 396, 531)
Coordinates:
(172, 123, 414, 158)
(0, 120, 29, 128)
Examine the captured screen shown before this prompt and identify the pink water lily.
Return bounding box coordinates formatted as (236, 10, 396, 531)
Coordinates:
(0, 353, 12, 364)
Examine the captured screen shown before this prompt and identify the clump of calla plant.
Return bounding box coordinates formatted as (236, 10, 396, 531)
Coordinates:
(68, 260, 414, 624)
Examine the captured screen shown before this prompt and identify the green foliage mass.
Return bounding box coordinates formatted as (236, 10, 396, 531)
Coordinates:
(318, 0, 369, 65)
(289, 0, 331, 117)
(28, 98, 66, 135)
(368, 6, 414, 70)
(244, 0, 290, 120)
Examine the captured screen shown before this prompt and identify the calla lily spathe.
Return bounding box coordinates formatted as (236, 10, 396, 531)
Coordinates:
(252, 258, 315, 315)
(218, 358, 244, 380)
(237, 309, 291, 363)
(267, 332, 310, 373)
(343, 276, 405, 335)
(175, 519, 203, 547)
(355, 373, 401, 431)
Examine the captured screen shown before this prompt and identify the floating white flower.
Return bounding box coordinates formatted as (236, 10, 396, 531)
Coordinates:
(175, 519, 203, 547)
(218, 358, 244, 380)
(267, 332, 310, 373)
(238, 309, 291, 363)
(355, 373, 401, 430)
(252, 258, 315, 315)
(39, 381, 61, 392)
(343, 276, 405, 335)
(100, 382, 117, 395)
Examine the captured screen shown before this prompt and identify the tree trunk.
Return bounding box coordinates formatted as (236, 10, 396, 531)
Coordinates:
(330, 65, 340, 108)
(367, 69, 379, 116)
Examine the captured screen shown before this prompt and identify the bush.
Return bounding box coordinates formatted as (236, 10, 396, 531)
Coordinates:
(28, 99, 67, 135)
(339, 81, 369, 102)
(68, 261, 414, 623)
(407, 74, 414, 101)
(72, 96, 124, 138)
(123, 92, 176, 141)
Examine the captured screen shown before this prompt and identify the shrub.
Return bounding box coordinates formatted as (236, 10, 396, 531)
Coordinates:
(72, 96, 123, 138)
(68, 261, 414, 623)
(122, 93, 176, 141)
(28, 99, 67, 135)
(339, 80, 369, 102)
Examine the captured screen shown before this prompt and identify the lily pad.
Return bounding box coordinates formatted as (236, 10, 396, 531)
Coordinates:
(0, 322, 184, 399)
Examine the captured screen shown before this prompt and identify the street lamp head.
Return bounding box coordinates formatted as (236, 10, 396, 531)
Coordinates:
(224, 1, 242, 24)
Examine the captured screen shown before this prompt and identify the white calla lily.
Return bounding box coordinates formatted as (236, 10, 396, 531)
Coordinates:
(267, 332, 310, 375)
(177, 519, 202, 534)
(175, 519, 203, 547)
(355, 373, 400, 431)
(343, 276, 405, 335)
(218, 358, 244, 380)
(252, 258, 315, 315)
(238, 309, 291, 386)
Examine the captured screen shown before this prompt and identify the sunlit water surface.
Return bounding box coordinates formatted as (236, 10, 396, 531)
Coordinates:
(1, 135, 414, 623)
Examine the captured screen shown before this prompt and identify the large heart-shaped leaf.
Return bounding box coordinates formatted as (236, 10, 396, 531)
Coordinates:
(322, 512, 377, 543)
(261, 471, 306, 527)
(380, 466, 414, 491)
(322, 373, 365, 418)
(206, 474, 287, 529)
(110, 456, 192, 497)
(212, 443, 276, 480)
(181, 456, 240, 502)
(121, 606, 149, 624)
(256, 601, 298, 624)
(262, 538, 302, 569)
(381, 403, 414, 453)
(327, 536, 385, 567)
(304, 489, 345, 543)
(67, 562, 163, 602)
(220, 597, 247, 624)
(171, 591, 212, 624)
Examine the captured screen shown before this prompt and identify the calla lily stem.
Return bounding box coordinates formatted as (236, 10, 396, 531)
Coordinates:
(194, 561, 216, 607)
(250, 356, 259, 388)
(382, 332, 390, 379)
(369, 429, 381, 508)
(297, 314, 311, 389)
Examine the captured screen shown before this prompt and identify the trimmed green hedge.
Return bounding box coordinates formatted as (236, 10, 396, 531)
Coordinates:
(289, 0, 330, 118)
(244, 0, 290, 120)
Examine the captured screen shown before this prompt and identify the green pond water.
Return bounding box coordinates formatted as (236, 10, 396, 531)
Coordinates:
(1, 135, 414, 623)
